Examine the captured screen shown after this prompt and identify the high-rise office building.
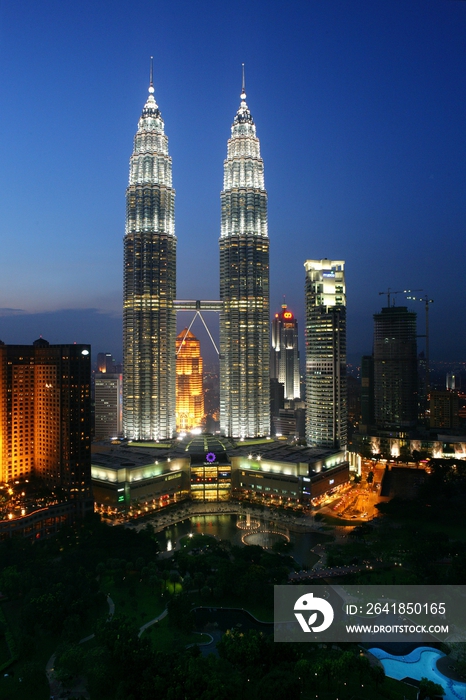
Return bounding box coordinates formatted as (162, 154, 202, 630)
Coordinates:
(373, 306, 418, 429)
(95, 373, 123, 439)
(219, 73, 270, 437)
(123, 66, 176, 440)
(175, 329, 204, 432)
(430, 390, 459, 430)
(446, 373, 458, 390)
(97, 352, 115, 374)
(0, 339, 92, 512)
(360, 354, 375, 428)
(271, 304, 300, 400)
(304, 259, 347, 450)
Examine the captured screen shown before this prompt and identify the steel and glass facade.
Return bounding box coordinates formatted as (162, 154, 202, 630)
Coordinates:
(304, 260, 347, 450)
(123, 79, 176, 440)
(271, 304, 301, 400)
(219, 84, 270, 437)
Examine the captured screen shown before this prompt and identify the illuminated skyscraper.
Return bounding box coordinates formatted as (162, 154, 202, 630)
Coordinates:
(304, 259, 347, 450)
(271, 304, 300, 400)
(219, 71, 270, 437)
(176, 329, 204, 432)
(95, 373, 123, 439)
(0, 339, 92, 513)
(123, 64, 176, 440)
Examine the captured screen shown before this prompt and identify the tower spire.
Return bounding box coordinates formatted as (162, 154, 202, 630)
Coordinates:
(241, 63, 246, 100)
(149, 56, 154, 94)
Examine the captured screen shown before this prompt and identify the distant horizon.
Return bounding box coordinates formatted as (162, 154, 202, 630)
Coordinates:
(0, 305, 464, 368)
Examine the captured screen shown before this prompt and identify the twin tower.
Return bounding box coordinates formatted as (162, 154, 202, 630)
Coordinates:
(123, 69, 270, 440)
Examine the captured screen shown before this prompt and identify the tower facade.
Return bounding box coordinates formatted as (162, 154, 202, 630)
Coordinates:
(0, 339, 92, 510)
(373, 306, 417, 429)
(219, 77, 270, 437)
(123, 70, 176, 440)
(271, 304, 300, 400)
(176, 329, 204, 432)
(95, 373, 123, 439)
(304, 259, 347, 450)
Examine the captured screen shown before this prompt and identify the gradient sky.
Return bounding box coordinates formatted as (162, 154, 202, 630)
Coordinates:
(0, 0, 465, 364)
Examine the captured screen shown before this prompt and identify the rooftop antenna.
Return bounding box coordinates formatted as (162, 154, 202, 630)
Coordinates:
(149, 56, 154, 94)
(241, 63, 246, 99)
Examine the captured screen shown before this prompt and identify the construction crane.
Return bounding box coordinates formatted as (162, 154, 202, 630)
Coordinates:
(379, 288, 422, 307)
(405, 293, 434, 400)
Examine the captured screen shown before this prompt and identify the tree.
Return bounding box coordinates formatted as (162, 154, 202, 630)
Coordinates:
(371, 664, 385, 689)
(193, 572, 204, 594)
(167, 593, 194, 633)
(182, 573, 193, 592)
(257, 667, 301, 700)
(55, 644, 88, 687)
(217, 629, 268, 669)
(161, 569, 170, 592)
(0, 565, 21, 598)
(62, 614, 81, 643)
(419, 676, 444, 699)
(169, 570, 181, 590)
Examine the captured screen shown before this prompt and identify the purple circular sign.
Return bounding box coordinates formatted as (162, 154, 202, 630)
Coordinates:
(206, 452, 216, 463)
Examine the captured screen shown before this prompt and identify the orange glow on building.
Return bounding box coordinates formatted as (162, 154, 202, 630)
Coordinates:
(176, 329, 204, 432)
(0, 339, 92, 513)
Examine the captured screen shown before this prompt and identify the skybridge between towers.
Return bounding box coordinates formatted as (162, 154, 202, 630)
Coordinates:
(173, 300, 223, 356)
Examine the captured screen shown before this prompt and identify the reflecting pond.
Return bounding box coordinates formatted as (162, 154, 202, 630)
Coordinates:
(156, 513, 330, 567)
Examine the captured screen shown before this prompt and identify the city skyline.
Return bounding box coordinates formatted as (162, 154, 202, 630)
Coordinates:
(1, 1, 465, 363)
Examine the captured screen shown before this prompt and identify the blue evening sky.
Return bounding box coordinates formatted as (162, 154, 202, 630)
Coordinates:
(0, 0, 465, 364)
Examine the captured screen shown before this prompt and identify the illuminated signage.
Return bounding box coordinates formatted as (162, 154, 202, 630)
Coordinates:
(322, 272, 335, 278)
(166, 473, 181, 481)
(283, 312, 293, 319)
(206, 452, 216, 463)
(329, 479, 334, 485)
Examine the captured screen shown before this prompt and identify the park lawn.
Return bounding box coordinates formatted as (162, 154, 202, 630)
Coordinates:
(142, 615, 211, 652)
(102, 573, 166, 628)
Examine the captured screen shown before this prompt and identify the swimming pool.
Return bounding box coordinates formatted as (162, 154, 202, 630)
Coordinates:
(369, 646, 466, 700)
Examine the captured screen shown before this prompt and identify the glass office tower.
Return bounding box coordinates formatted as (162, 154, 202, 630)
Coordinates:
(304, 259, 347, 450)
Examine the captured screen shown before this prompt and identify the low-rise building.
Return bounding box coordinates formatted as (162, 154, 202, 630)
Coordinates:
(91, 437, 349, 514)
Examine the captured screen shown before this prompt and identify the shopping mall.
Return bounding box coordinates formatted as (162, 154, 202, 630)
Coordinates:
(91, 435, 349, 516)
